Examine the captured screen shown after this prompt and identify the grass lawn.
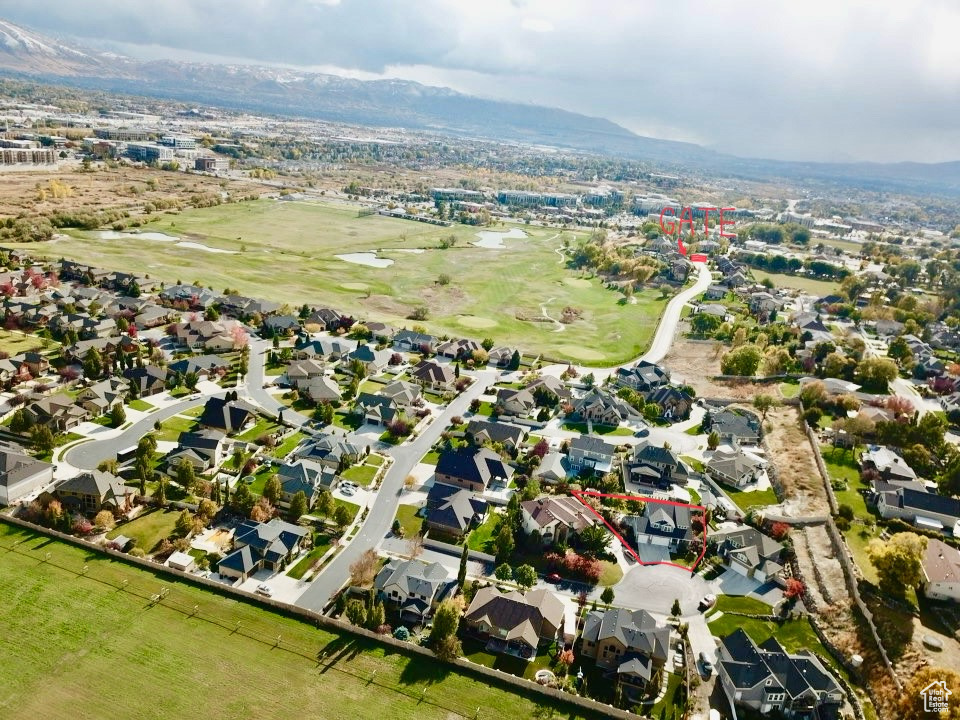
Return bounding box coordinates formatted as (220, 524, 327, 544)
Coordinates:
(681, 455, 705, 473)
(466, 513, 501, 553)
(248, 467, 274, 497)
(0, 523, 605, 720)
(13, 200, 680, 364)
(843, 525, 881, 585)
(820, 445, 866, 516)
(286, 532, 335, 580)
(394, 504, 424, 538)
(709, 615, 838, 666)
(237, 417, 284, 442)
(366, 454, 385, 467)
(179, 404, 205, 418)
(0, 329, 56, 355)
(714, 595, 773, 615)
(561, 421, 632, 436)
(684, 426, 701, 435)
(648, 672, 684, 719)
(461, 638, 554, 681)
(598, 561, 623, 587)
(128, 398, 154, 412)
(751, 269, 840, 296)
(334, 498, 360, 525)
(106, 509, 181, 553)
(271, 431, 306, 459)
(333, 411, 363, 431)
(341, 463, 377, 487)
(779, 381, 800, 398)
(156, 415, 198, 442)
(421, 450, 440, 465)
(474, 401, 495, 416)
(724, 486, 780, 512)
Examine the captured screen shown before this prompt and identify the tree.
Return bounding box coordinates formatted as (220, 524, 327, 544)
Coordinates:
(783, 578, 806, 600)
(30, 425, 54, 455)
(108, 403, 126, 427)
(184, 371, 199, 391)
(366, 600, 386, 630)
(429, 599, 461, 656)
(514, 564, 537, 590)
(855, 357, 899, 393)
(154, 477, 168, 507)
(315, 489, 334, 519)
(262, 475, 282, 505)
(601, 586, 615, 605)
(752, 394, 778, 422)
(289, 490, 308, 520)
(707, 431, 720, 450)
(457, 543, 469, 589)
(494, 563, 514, 582)
(9, 409, 33, 434)
(887, 335, 914, 367)
(867, 532, 927, 600)
(670, 598, 681, 617)
(197, 498, 217, 522)
(349, 548, 379, 586)
(508, 350, 521, 371)
(231, 481, 255, 516)
(332, 504, 352, 532)
(174, 509, 194, 538)
(82, 347, 102, 379)
(494, 523, 515, 564)
(578, 524, 610, 556)
(900, 666, 960, 720)
(344, 599, 367, 627)
(94, 509, 115, 531)
(690, 312, 721, 336)
(720, 344, 762, 376)
(799, 380, 828, 408)
(250, 497, 275, 522)
(175, 458, 196, 493)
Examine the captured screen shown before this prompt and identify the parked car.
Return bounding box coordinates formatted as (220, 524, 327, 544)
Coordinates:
(256, 584, 273, 597)
(634, 428, 650, 438)
(699, 651, 713, 675)
(341, 486, 356, 497)
(699, 594, 716, 611)
(673, 653, 684, 670)
(545, 573, 562, 584)
(341, 481, 358, 490)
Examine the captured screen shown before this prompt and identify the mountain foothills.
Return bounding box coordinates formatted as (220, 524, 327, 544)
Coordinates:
(3, 17, 960, 191)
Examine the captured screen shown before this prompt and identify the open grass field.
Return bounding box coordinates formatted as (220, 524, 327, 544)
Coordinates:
(13, 199, 668, 364)
(0, 523, 604, 720)
(106, 509, 181, 553)
(0, 329, 57, 355)
(750, 270, 840, 296)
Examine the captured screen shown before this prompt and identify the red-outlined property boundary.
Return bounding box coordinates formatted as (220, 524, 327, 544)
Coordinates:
(570, 489, 708, 572)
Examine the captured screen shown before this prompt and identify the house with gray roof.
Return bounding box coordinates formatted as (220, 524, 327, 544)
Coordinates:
(717, 629, 843, 718)
(580, 608, 670, 697)
(0, 446, 53, 505)
(165, 429, 226, 472)
(624, 503, 694, 551)
(424, 482, 488, 538)
(712, 526, 784, 582)
(707, 448, 765, 489)
(622, 442, 688, 490)
(613, 360, 670, 392)
(374, 558, 453, 621)
(568, 436, 617, 475)
(219, 518, 310, 582)
(277, 458, 335, 509)
(463, 586, 568, 657)
(571, 388, 641, 425)
(465, 419, 527, 450)
(702, 407, 761, 444)
(434, 447, 513, 493)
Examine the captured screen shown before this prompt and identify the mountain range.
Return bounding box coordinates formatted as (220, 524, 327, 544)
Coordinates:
(2, 18, 960, 193)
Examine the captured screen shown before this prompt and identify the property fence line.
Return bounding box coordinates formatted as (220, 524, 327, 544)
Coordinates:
(0, 514, 644, 720)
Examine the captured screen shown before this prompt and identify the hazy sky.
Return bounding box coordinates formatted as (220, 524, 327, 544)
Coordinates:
(3, 0, 959, 163)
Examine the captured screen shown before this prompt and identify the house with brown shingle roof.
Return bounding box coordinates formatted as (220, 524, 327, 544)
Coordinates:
(463, 586, 568, 658)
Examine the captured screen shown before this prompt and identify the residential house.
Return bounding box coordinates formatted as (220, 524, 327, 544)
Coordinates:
(923, 538, 960, 603)
(55, 470, 134, 515)
(533, 451, 571, 484)
(874, 319, 905, 336)
(526, 375, 573, 406)
(644, 386, 693, 421)
(521, 495, 597, 544)
(374, 558, 453, 621)
(707, 448, 766, 489)
(294, 335, 355, 361)
(799, 376, 860, 395)
(877, 487, 960, 535)
(304, 307, 342, 332)
(380, 379, 422, 407)
(488, 346, 518, 368)
(717, 629, 843, 718)
(436, 338, 481, 360)
(122, 365, 167, 396)
(165, 429, 226, 472)
(301, 375, 342, 404)
(218, 518, 310, 582)
(365, 321, 396, 342)
(24, 393, 89, 432)
(424, 482, 488, 537)
(169, 319, 239, 351)
(571, 388, 640, 425)
(861, 445, 918, 483)
(168, 354, 231, 380)
(198, 397, 258, 434)
(712, 526, 784, 581)
(434, 447, 514, 492)
(296, 433, 360, 472)
(614, 360, 670, 392)
(394, 329, 436, 354)
(354, 392, 402, 426)
(159, 285, 219, 310)
(410, 360, 456, 391)
(624, 503, 694, 550)
(347, 343, 392, 374)
(580, 608, 670, 696)
(704, 284, 728, 300)
(702, 407, 762, 444)
(76, 378, 128, 416)
(748, 292, 782, 321)
(463, 586, 567, 657)
(568, 436, 616, 475)
(277, 458, 335, 508)
(669, 259, 690, 282)
(495, 387, 536, 417)
(285, 358, 325, 387)
(465, 419, 527, 451)
(264, 315, 301, 335)
(623, 443, 688, 490)
(0, 447, 53, 505)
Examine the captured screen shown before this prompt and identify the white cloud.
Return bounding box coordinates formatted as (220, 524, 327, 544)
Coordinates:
(1, 0, 958, 161)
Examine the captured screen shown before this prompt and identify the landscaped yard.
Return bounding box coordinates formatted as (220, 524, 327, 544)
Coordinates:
(106, 509, 181, 553)
(271, 431, 306, 459)
(713, 595, 773, 615)
(237, 417, 284, 442)
(128, 398, 154, 412)
(561, 421, 633, 436)
(286, 532, 335, 580)
(0, 523, 605, 720)
(598, 561, 623, 587)
(334, 498, 361, 525)
(466, 512, 501, 553)
(421, 450, 440, 465)
(332, 410, 363, 431)
(708, 615, 836, 664)
(461, 637, 554, 681)
(779, 381, 800, 398)
(393, 504, 424, 538)
(0, 329, 56, 356)
(156, 415, 199, 442)
(341, 462, 378, 487)
(820, 445, 872, 520)
(750, 269, 840, 296)
(723, 486, 780, 512)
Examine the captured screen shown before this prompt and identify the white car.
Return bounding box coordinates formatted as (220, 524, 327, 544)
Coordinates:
(255, 583, 273, 597)
(340, 486, 356, 497)
(341, 481, 358, 490)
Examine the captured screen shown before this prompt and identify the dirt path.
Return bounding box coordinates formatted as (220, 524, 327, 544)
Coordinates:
(538, 297, 565, 333)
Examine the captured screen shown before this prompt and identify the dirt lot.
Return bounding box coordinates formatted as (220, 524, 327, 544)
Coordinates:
(763, 406, 832, 516)
(662, 337, 774, 398)
(0, 165, 263, 219)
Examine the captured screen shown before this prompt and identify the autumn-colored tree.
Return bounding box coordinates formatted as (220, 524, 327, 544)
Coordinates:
(867, 532, 927, 600)
(768, 522, 790, 540)
(250, 497, 275, 522)
(784, 578, 806, 600)
(899, 666, 960, 720)
(94, 510, 115, 531)
(349, 548, 379, 586)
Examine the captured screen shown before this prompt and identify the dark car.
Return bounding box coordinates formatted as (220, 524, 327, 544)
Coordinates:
(545, 573, 562, 584)
(634, 427, 650, 437)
